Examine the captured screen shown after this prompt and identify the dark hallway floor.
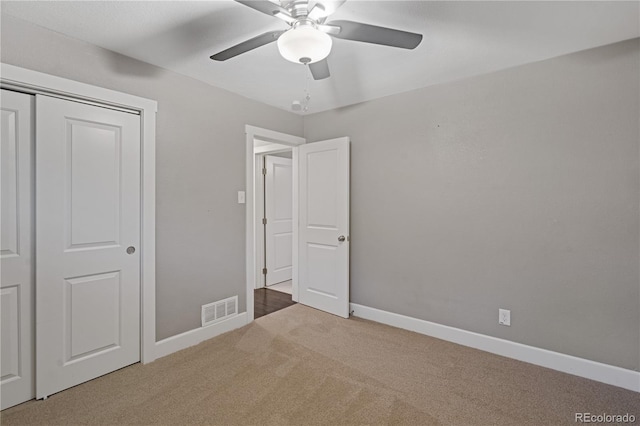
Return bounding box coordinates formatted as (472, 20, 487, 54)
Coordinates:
(254, 288, 296, 319)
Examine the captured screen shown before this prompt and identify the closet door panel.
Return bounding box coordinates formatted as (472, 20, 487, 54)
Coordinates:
(0, 89, 35, 410)
(36, 95, 141, 399)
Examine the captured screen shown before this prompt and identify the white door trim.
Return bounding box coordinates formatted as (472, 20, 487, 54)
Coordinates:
(0, 63, 158, 364)
(245, 125, 304, 323)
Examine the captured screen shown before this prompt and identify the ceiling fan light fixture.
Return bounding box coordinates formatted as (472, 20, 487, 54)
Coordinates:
(277, 25, 332, 64)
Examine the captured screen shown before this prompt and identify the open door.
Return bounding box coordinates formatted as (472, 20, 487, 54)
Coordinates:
(297, 137, 350, 318)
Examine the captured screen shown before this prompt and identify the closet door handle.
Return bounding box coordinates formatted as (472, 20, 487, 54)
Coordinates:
(126, 246, 136, 254)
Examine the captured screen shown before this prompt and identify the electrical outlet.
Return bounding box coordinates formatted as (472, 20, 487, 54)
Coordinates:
(498, 308, 511, 326)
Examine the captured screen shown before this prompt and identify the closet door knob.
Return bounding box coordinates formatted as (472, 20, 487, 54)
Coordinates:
(338, 235, 346, 242)
(126, 246, 136, 254)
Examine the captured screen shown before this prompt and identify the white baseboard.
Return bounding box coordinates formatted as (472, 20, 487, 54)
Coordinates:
(153, 312, 248, 360)
(350, 303, 640, 393)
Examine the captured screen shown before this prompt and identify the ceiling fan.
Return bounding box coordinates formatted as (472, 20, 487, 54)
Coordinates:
(210, 0, 423, 80)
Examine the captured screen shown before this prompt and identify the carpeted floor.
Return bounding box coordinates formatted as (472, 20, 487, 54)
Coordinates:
(2, 304, 638, 425)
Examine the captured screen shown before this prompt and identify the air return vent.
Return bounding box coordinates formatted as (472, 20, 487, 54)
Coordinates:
(201, 296, 238, 327)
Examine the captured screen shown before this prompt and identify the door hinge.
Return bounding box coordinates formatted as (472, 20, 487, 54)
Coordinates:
(262, 218, 267, 225)
(262, 268, 267, 275)
(262, 167, 267, 175)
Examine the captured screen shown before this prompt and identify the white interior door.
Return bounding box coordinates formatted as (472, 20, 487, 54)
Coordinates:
(36, 95, 141, 399)
(265, 155, 293, 286)
(1, 90, 35, 409)
(298, 137, 350, 318)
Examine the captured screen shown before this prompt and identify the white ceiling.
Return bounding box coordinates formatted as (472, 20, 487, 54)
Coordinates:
(2, 1, 638, 114)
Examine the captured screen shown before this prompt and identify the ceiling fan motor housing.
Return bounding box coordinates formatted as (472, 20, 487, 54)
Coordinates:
(289, 1, 310, 18)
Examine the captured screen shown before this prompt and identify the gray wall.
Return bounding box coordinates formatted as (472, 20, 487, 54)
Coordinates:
(3, 12, 638, 371)
(0, 14, 304, 340)
(304, 39, 640, 371)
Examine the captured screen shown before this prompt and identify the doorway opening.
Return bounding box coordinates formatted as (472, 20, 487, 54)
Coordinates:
(261, 152, 293, 288)
(245, 127, 351, 322)
(245, 126, 305, 322)
(256, 151, 295, 318)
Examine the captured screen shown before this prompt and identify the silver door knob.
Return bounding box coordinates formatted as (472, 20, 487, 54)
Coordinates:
(126, 246, 136, 254)
(338, 235, 346, 242)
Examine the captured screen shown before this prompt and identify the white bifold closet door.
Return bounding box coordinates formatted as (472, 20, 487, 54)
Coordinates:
(35, 95, 141, 399)
(1, 90, 35, 410)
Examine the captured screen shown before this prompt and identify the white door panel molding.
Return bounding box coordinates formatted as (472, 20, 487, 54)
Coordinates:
(0, 89, 34, 409)
(36, 95, 141, 398)
(298, 137, 350, 318)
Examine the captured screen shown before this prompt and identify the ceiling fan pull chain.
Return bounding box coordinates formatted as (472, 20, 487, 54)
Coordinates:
(303, 70, 311, 112)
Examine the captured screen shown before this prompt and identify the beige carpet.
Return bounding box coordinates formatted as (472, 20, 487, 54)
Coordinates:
(2, 304, 638, 425)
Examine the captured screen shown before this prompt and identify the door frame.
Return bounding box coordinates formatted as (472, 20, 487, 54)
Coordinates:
(0, 63, 159, 364)
(245, 125, 304, 323)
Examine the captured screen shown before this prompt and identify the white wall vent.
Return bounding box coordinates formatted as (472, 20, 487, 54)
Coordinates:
(201, 295, 238, 327)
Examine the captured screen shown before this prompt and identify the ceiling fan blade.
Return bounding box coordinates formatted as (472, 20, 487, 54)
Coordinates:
(317, 23, 341, 35)
(235, 0, 295, 23)
(210, 31, 285, 61)
(328, 20, 422, 49)
(307, 3, 326, 21)
(309, 59, 330, 80)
